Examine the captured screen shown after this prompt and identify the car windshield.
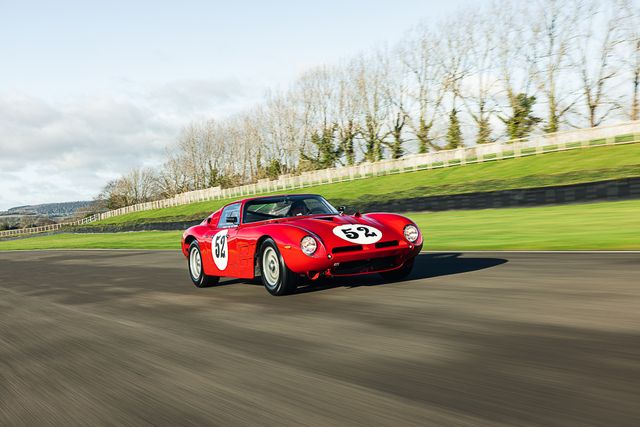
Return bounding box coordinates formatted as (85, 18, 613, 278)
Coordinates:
(243, 195, 338, 224)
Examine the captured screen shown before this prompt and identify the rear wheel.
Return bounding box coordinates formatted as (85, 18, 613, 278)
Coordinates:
(259, 238, 299, 296)
(188, 241, 219, 288)
(380, 258, 415, 281)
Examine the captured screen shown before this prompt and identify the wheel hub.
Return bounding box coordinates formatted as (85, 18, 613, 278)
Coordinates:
(262, 247, 280, 288)
(190, 247, 202, 279)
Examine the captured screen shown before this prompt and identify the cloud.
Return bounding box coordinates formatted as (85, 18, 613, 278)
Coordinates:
(0, 79, 258, 210)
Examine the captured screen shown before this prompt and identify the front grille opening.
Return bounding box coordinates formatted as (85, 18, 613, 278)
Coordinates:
(331, 256, 397, 275)
(375, 240, 399, 249)
(333, 245, 363, 254)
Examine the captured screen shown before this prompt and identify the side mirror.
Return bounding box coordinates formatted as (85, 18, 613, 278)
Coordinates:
(206, 217, 212, 225)
(226, 216, 238, 224)
(338, 206, 346, 214)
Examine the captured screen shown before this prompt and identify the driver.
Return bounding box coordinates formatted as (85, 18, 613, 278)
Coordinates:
(288, 200, 309, 216)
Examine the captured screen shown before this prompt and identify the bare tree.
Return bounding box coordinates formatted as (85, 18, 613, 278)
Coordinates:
(158, 152, 190, 197)
(573, 0, 623, 127)
(380, 47, 409, 158)
(494, 1, 540, 140)
(334, 65, 361, 165)
(456, 10, 498, 144)
(530, 0, 581, 132)
(262, 92, 304, 171)
(354, 53, 388, 162)
(398, 25, 447, 152)
(99, 168, 158, 208)
(294, 66, 343, 169)
(619, 0, 640, 120)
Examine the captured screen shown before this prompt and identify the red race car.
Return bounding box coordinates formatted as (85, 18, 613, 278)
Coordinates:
(181, 194, 423, 295)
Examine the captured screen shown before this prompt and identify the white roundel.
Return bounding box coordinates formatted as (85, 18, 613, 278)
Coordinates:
(211, 229, 229, 271)
(332, 224, 382, 244)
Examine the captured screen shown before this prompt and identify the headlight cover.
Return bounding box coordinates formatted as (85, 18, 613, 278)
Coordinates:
(300, 235, 318, 255)
(403, 224, 419, 243)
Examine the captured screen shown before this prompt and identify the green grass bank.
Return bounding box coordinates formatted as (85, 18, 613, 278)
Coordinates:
(90, 143, 640, 226)
(3, 199, 638, 251)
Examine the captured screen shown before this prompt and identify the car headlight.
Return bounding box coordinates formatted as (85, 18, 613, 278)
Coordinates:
(403, 224, 419, 243)
(300, 236, 317, 255)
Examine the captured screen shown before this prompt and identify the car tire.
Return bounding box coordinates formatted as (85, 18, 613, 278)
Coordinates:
(259, 238, 299, 296)
(188, 241, 219, 288)
(380, 258, 415, 282)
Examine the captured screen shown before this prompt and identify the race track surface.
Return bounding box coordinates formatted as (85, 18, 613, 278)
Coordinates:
(1, 251, 639, 426)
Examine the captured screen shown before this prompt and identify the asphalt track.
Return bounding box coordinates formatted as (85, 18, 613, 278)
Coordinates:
(0, 250, 639, 426)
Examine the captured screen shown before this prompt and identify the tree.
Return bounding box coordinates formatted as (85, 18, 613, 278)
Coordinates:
(262, 91, 304, 172)
(98, 168, 158, 209)
(500, 93, 541, 139)
(530, 0, 581, 132)
(331, 65, 361, 165)
(300, 125, 341, 170)
(354, 54, 388, 162)
(257, 158, 283, 180)
(457, 9, 497, 144)
(619, 0, 640, 120)
(380, 47, 408, 159)
(158, 153, 191, 197)
(492, 1, 540, 142)
(399, 25, 447, 153)
(445, 108, 463, 149)
(295, 66, 341, 166)
(574, 0, 622, 127)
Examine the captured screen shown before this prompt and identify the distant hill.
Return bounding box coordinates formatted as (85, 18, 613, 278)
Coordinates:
(0, 201, 95, 219)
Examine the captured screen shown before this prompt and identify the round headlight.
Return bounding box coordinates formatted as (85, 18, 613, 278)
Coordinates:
(300, 236, 317, 256)
(404, 224, 419, 243)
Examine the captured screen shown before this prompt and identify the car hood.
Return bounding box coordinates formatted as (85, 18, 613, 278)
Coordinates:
(278, 214, 405, 247)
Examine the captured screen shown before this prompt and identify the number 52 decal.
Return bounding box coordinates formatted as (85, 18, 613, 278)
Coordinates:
(212, 229, 229, 270)
(332, 224, 382, 244)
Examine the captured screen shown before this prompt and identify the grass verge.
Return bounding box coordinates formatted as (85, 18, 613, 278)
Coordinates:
(3, 200, 639, 251)
(0, 231, 183, 250)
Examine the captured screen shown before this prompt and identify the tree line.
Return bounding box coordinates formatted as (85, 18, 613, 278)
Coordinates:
(99, 0, 640, 209)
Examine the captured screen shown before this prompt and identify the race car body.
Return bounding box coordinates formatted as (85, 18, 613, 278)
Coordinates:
(181, 194, 423, 295)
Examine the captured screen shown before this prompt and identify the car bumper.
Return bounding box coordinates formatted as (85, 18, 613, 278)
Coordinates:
(281, 240, 422, 277)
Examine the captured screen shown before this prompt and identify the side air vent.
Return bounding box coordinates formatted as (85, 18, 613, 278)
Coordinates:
(316, 217, 336, 221)
(375, 240, 399, 249)
(332, 245, 363, 254)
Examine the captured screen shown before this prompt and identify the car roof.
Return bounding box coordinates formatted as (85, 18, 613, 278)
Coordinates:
(210, 194, 325, 216)
(237, 193, 322, 203)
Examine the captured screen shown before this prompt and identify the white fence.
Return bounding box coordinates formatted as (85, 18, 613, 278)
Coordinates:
(2, 120, 639, 238)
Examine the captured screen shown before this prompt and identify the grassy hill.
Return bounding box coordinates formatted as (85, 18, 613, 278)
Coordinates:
(90, 143, 640, 226)
(4, 199, 639, 250)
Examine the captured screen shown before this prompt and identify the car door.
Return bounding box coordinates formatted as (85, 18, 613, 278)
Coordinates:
(210, 202, 241, 277)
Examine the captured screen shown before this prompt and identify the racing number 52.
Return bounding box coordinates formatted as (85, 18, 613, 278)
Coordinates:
(214, 234, 227, 258)
(341, 226, 377, 239)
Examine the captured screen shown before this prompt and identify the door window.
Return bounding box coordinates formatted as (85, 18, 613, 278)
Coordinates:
(218, 202, 241, 228)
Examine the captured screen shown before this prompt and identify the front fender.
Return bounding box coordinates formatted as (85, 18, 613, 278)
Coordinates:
(364, 212, 424, 247)
(249, 224, 331, 274)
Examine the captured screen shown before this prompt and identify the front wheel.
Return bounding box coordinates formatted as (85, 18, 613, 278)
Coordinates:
(380, 258, 415, 282)
(259, 239, 299, 296)
(188, 241, 219, 288)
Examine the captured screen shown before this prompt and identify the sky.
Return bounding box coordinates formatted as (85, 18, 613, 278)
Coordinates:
(0, 0, 473, 210)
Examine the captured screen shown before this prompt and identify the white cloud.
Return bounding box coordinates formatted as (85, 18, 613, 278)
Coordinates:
(0, 79, 259, 210)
